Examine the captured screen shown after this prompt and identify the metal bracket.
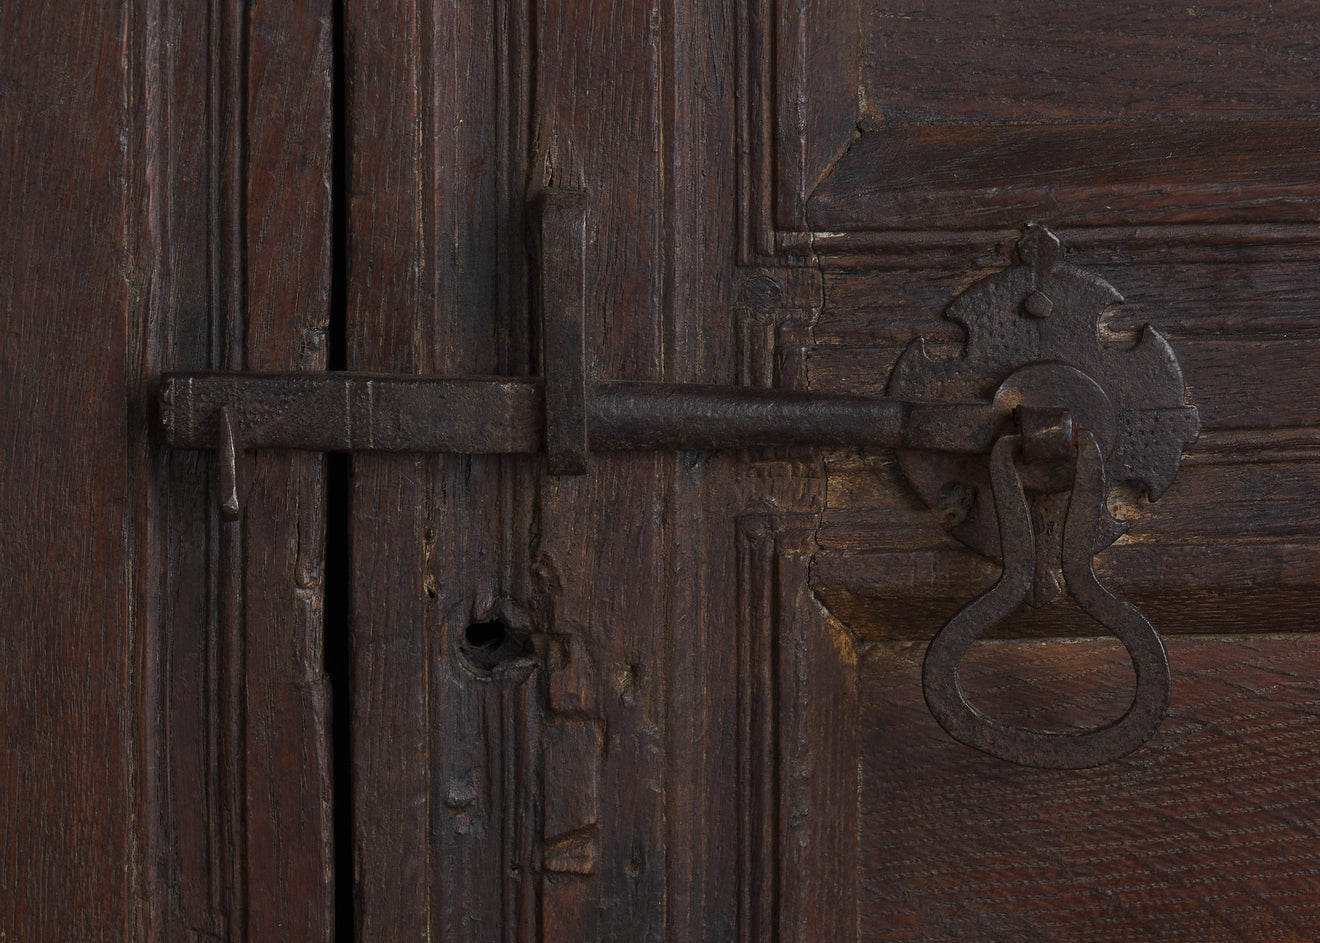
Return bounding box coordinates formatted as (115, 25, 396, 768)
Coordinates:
(889, 226, 1199, 767)
(160, 211, 1199, 768)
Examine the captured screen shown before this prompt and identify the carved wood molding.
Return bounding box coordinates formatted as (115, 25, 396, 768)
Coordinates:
(737, 0, 860, 265)
(736, 511, 858, 942)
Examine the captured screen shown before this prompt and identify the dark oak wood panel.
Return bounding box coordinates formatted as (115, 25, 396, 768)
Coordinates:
(13, 0, 1320, 938)
(803, 1, 1320, 231)
(809, 121, 1320, 230)
(343, 1, 855, 938)
(240, 3, 336, 939)
(0, 3, 135, 938)
(814, 545, 1320, 640)
(525, 1, 675, 937)
(738, 513, 860, 942)
(771, 0, 860, 232)
(817, 260, 1320, 344)
(859, 1, 1320, 123)
(344, 1, 547, 939)
(819, 457, 1320, 547)
(136, 0, 337, 936)
(815, 225, 1320, 271)
(860, 635, 1320, 942)
(146, 0, 227, 937)
(344, 0, 438, 936)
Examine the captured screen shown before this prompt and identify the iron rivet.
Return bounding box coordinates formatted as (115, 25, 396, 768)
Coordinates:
(1024, 290, 1054, 318)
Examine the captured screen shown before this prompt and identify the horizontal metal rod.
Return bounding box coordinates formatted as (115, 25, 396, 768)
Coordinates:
(161, 372, 996, 456)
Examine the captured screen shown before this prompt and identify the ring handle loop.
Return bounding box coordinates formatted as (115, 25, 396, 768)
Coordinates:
(922, 431, 1171, 769)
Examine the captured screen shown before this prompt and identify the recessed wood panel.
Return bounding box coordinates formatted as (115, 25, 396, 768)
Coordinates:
(859, 1, 1320, 124)
(813, 545, 1320, 640)
(817, 260, 1320, 343)
(859, 635, 1320, 942)
(803, 1, 1320, 230)
(809, 121, 1320, 230)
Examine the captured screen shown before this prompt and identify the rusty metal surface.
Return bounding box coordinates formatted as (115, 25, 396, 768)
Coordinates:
(161, 372, 546, 454)
(897, 227, 1190, 767)
(161, 373, 987, 455)
(887, 226, 1200, 565)
(217, 406, 240, 522)
(588, 383, 919, 451)
(537, 188, 589, 474)
(922, 431, 1171, 769)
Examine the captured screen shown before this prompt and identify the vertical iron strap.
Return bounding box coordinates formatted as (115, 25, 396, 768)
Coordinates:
(538, 188, 589, 474)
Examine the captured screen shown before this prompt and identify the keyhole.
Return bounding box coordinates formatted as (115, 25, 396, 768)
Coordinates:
(459, 618, 532, 675)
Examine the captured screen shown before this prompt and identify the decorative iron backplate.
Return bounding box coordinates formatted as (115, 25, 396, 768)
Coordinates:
(888, 226, 1200, 604)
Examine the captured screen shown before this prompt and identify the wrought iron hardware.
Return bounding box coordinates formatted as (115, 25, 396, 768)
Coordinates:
(163, 374, 994, 476)
(890, 225, 1200, 767)
(160, 196, 1199, 769)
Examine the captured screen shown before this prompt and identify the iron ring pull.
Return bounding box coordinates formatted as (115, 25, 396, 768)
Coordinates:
(921, 430, 1172, 770)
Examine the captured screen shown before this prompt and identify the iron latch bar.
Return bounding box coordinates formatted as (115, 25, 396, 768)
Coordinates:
(160, 372, 997, 459)
(162, 186, 992, 471)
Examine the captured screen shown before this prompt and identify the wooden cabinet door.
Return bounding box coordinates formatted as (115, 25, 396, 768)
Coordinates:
(13, 0, 1320, 940)
(331, 3, 1320, 942)
(801, 6, 1320, 940)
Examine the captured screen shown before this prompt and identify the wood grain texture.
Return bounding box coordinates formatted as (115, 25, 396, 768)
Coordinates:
(340, 0, 825, 938)
(808, 121, 1320, 230)
(774, 0, 859, 230)
(145, 0, 234, 938)
(345, 0, 544, 939)
(813, 543, 1320, 641)
(859, 1, 1320, 124)
(813, 225, 1320, 271)
(531, 1, 673, 937)
(817, 454, 1320, 548)
(240, 2, 336, 938)
(816, 259, 1320, 344)
(0, 2, 135, 938)
(663, 2, 745, 940)
(92, 0, 1320, 939)
(132, 0, 336, 936)
(738, 514, 860, 943)
(740, 0, 860, 258)
(794, 3, 1320, 231)
(860, 635, 1320, 942)
(343, 0, 435, 937)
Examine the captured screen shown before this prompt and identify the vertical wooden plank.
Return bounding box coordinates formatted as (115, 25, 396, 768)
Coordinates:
(532, 3, 671, 941)
(343, 0, 433, 937)
(138, 0, 218, 936)
(242, 0, 336, 937)
(0, 2, 134, 938)
(735, 517, 781, 943)
(347, 0, 537, 937)
(731, 514, 858, 943)
(774, 521, 859, 943)
(428, 3, 543, 940)
(664, 0, 754, 937)
(212, 4, 251, 931)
